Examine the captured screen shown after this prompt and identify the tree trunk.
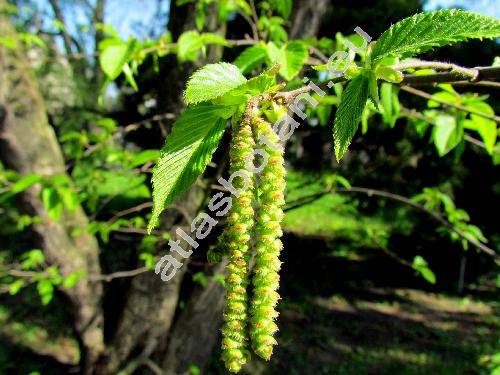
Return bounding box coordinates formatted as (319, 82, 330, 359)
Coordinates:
(97, 187, 206, 374)
(0, 14, 105, 374)
(159, 261, 227, 374)
(289, 0, 329, 39)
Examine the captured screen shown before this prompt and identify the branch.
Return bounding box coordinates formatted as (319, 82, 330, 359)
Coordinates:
(399, 65, 500, 87)
(400, 85, 500, 122)
(285, 186, 499, 260)
(48, 0, 77, 55)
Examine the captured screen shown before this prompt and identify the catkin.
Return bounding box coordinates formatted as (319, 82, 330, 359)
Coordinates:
(249, 117, 285, 360)
(220, 116, 256, 373)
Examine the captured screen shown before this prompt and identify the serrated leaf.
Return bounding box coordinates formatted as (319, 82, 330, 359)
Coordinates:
(333, 74, 369, 161)
(233, 44, 268, 74)
(370, 10, 500, 63)
(230, 64, 279, 97)
(148, 105, 228, 232)
(267, 41, 308, 80)
(184, 62, 247, 105)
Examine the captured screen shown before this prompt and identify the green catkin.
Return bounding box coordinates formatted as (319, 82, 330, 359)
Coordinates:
(249, 117, 286, 361)
(220, 115, 256, 373)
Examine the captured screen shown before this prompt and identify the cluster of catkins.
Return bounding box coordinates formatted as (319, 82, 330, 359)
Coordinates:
(218, 107, 286, 373)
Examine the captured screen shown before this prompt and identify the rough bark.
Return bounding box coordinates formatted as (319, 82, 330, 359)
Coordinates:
(289, 0, 329, 39)
(159, 261, 227, 374)
(98, 187, 205, 374)
(0, 15, 105, 374)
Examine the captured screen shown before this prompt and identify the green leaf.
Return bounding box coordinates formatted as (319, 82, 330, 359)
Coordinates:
(177, 31, 203, 61)
(63, 273, 83, 289)
(184, 63, 247, 105)
(412, 255, 436, 284)
(200, 33, 229, 47)
(433, 114, 462, 156)
(462, 100, 497, 154)
(9, 279, 24, 295)
(271, 0, 292, 19)
(122, 63, 138, 91)
(333, 74, 369, 161)
(380, 83, 400, 128)
(148, 104, 228, 232)
(375, 65, 403, 83)
(367, 70, 379, 108)
(37, 279, 54, 305)
(464, 116, 497, 154)
(11, 174, 42, 194)
(370, 10, 500, 63)
(177, 32, 229, 62)
(99, 41, 135, 80)
(42, 187, 63, 221)
(233, 44, 268, 74)
(229, 64, 279, 97)
(267, 41, 308, 80)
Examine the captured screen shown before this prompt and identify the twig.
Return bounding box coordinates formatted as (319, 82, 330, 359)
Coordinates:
(249, 0, 261, 40)
(401, 66, 500, 86)
(238, 11, 259, 41)
(285, 186, 498, 260)
(106, 202, 152, 225)
(89, 267, 149, 282)
(400, 85, 500, 122)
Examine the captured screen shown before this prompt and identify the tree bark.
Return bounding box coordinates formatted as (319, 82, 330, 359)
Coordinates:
(159, 261, 227, 374)
(0, 14, 105, 374)
(97, 187, 206, 374)
(289, 0, 329, 39)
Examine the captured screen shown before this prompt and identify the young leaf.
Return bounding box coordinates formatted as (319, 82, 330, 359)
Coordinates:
(177, 30, 203, 61)
(233, 44, 268, 74)
(271, 0, 292, 19)
(380, 83, 400, 128)
(333, 73, 369, 161)
(412, 255, 436, 284)
(148, 104, 228, 232)
(184, 62, 247, 105)
(267, 41, 308, 80)
(99, 41, 135, 80)
(370, 10, 500, 63)
(433, 114, 462, 156)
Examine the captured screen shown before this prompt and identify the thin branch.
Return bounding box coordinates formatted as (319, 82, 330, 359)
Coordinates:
(391, 60, 479, 80)
(450, 80, 500, 88)
(106, 202, 153, 225)
(238, 11, 259, 41)
(400, 85, 500, 123)
(285, 186, 498, 260)
(249, 0, 260, 40)
(401, 66, 500, 86)
(89, 267, 149, 282)
(4, 265, 150, 283)
(48, 0, 77, 55)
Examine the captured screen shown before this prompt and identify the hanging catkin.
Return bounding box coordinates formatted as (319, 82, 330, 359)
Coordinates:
(249, 116, 286, 360)
(220, 115, 256, 373)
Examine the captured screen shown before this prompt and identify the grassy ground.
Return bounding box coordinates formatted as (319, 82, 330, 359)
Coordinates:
(234, 287, 499, 375)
